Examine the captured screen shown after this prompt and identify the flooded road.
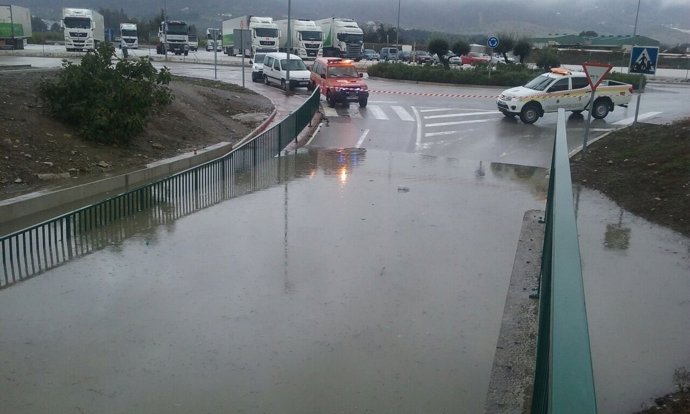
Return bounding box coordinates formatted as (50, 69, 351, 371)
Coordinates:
(0, 149, 547, 413)
(575, 186, 690, 413)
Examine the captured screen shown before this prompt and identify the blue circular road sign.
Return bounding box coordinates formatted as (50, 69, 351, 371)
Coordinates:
(487, 36, 499, 49)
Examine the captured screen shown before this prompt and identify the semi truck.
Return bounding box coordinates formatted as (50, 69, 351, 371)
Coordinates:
(222, 16, 279, 57)
(119, 22, 138, 49)
(206, 28, 222, 52)
(156, 20, 189, 56)
(275, 19, 322, 60)
(316, 18, 363, 60)
(62, 8, 104, 52)
(0, 5, 31, 50)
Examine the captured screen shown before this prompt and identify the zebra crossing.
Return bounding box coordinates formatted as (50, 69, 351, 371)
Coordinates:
(321, 101, 416, 122)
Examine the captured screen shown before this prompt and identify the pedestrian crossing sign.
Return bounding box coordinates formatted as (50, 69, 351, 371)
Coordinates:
(629, 46, 659, 75)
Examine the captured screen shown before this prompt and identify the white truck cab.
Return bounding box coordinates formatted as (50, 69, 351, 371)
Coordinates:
(497, 67, 633, 124)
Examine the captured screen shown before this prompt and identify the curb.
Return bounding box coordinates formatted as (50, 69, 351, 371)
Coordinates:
(0, 108, 279, 234)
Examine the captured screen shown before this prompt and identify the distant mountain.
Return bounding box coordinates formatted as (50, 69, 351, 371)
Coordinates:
(16, 0, 690, 45)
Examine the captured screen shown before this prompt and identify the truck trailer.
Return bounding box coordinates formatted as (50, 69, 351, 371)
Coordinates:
(62, 8, 104, 52)
(275, 19, 322, 60)
(316, 18, 363, 60)
(157, 20, 189, 56)
(222, 16, 279, 57)
(119, 22, 138, 49)
(0, 4, 31, 50)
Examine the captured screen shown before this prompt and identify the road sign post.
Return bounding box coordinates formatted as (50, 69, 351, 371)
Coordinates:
(581, 62, 613, 154)
(629, 46, 659, 124)
(487, 36, 499, 80)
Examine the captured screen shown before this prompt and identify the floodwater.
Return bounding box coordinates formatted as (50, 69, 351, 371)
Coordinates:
(575, 185, 690, 413)
(0, 148, 547, 413)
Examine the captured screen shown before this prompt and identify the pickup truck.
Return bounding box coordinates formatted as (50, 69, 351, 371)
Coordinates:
(497, 67, 633, 124)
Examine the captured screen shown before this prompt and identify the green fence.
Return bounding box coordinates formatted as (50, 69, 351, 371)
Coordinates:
(0, 88, 321, 289)
(531, 109, 597, 413)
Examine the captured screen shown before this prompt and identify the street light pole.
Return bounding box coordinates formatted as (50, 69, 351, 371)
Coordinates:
(396, 0, 401, 48)
(632, 0, 642, 124)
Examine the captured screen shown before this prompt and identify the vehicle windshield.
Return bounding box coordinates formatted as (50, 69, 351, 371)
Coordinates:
(206, 29, 220, 40)
(281, 59, 307, 70)
(524, 75, 554, 91)
(254, 53, 266, 64)
(417, 51, 429, 56)
(300, 31, 322, 41)
(327, 65, 359, 78)
(63, 17, 90, 29)
(189, 35, 197, 41)
(255, 27, 279, 38)
(336, 33, 363, 43)
(167, 23, 188, 35)
(121, 29, 137, 37)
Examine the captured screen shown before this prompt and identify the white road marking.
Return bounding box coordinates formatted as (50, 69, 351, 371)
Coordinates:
(368, 105, 389, 120)
(426, 119, 496, 128)
(613, 112, 662, 125)
(412, 106, 423, 151)
(424, 111, 499, 119)
(322, 106, 338, 117)
(368, 100, 399, 104)
(419, 107, 492, 113)
(392, 106, 415, 122)
(356, 129, 370, 148)
(425, 130, 460, 137)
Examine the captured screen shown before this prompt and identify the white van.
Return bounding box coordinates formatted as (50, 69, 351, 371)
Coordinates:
(262, 52, 311, 90)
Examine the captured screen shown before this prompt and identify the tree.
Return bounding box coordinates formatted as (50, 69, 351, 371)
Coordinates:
(493, 33, 515, 63)
(31, 16, 47, 32)
(451, 40, 470, 57)
(39, 43, 173, 146)
(513, 39, 532, 64)
(50, 22, 62, 32)
(428, 38, 449, 68)
(536, 49, 560, 71)
(579, 30, 598, 37)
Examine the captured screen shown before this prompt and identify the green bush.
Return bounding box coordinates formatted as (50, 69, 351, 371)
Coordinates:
(39, 42, 173, 146)
(29, 31, 64, 44)
(608, 71, 647, 90)
(367, 62, 538, 87)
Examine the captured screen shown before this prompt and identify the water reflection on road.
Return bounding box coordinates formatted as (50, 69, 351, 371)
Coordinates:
(575, 186, 690, 414)
(0, 148, 546, 413)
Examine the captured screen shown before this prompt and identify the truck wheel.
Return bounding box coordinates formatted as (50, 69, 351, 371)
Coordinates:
(184, 51, 189, 56)
(281, 79, 287, 91)
(591, 99, 610, 119)
(359, 98, 368, 108)
(519, 103, 541, 124)
(264, 75, 270, 86)
(326, 91, 335, 107)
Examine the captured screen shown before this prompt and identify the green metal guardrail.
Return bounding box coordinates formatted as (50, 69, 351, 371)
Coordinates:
(531, 109, 597, 413)
(0, 88, 321, 289)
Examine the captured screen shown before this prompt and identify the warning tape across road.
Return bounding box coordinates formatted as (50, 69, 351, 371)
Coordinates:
(370, 89, 499, 99)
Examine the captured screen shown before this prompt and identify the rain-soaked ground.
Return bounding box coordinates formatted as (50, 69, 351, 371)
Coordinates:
(0, 148, 547, 413)
(0, 147, 688, 413)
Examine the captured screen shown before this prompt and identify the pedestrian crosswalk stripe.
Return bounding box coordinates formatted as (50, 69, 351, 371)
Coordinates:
(424, 111, 499, 119)
(425, 130, 459, 137)
(392, 106, 415, 122)
(323, 107, 338, 117)
(613, 112, 662, 125)
(367, 105, 389, 120)
(419, 108, 457, 113)
(426, 119, 495, 127)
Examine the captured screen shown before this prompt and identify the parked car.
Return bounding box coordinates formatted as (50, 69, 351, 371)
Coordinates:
(492, 53, 516, 64)
(461, 52, 491, 65)
(379, 47, 399, 61)
(362, 49, 380, 60)
(250, 53, 267, 82)
(309, 57, 369, 107)
(413, 51, 432, 64)
(262, 52, 311, 90)
(399, 51, 411, 62)
(447, 54, 461, 65)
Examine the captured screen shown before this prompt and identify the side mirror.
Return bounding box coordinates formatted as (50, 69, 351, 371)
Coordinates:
(249, 60, 253, 64)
